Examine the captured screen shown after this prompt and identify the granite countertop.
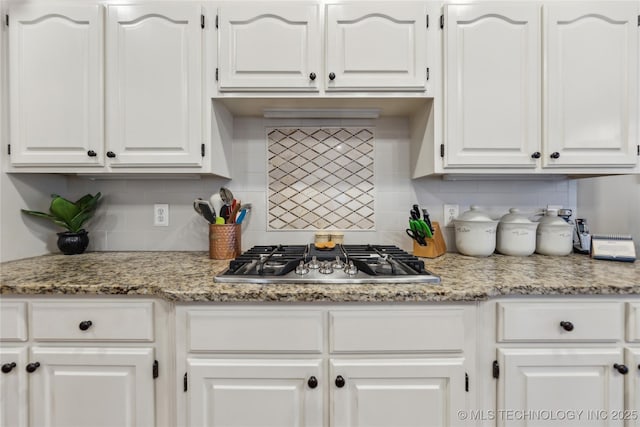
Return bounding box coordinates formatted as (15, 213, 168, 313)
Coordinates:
(1, 251, 638, 302)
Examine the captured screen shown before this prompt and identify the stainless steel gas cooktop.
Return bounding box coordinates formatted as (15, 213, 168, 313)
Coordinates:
(214, 244, 441, 284)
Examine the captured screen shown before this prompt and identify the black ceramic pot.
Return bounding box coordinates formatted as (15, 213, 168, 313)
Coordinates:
(56, 230, 89, 255)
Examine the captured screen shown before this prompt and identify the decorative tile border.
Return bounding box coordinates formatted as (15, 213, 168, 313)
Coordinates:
(268, 127, 374, 230)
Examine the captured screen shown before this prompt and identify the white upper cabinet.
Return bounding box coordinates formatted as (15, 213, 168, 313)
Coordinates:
(216, 2, 429, 93)
(444, 4, 541, 168)
(544, 2, 639, 168)
(217, 3, 320, 91)
(106, 4, 203, 168)
(326, 3, 428, 91)
(8, 4, 104, 167)
(438, 1, 640, 174)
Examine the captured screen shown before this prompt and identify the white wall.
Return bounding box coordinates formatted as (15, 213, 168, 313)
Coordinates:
(56, 116, 576, 254)
(577, 175, 640, 254)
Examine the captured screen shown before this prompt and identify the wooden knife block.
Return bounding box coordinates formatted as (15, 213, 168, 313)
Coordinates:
(412, 221, 447, 258)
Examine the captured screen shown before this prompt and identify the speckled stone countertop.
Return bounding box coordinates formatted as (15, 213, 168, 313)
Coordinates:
(1, 252, 638, 302)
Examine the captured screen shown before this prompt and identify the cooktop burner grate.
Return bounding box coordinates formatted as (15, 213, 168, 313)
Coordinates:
(216, 244, 440, 285)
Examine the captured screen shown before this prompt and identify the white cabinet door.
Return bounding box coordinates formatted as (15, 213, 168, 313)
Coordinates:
(498, 348, 625, 427)
(8, 4, 103, 167)
(187, 358, 324, 427)
(444, 4, 541, 168)
(218, 3, 320, 91)
(0, 347, 27, 427)
(29, 347, 155, 427)
(326, 3, 427, 91)
(628, 348, 640, 427)
(544, 2, 639, 168)
(106, 4, 203, 168)
(330, 358, 466, 427)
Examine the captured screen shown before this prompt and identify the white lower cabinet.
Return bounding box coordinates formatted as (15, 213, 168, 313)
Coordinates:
(29, 347, 155, 427)
(331, 358, 466, 427)
(177, 305, 475, 427)
(187, 358, 324, 427)
(0, 298, 162, 427)
(498, 348, 625, 427)
(0, 347, 27, 427)
(493, 300, 640, 427)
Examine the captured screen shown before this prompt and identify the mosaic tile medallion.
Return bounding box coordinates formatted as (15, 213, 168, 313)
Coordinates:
(268, 127, 374, 230)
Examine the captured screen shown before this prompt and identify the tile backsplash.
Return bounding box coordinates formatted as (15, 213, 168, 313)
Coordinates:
(268, 127, 374, 230)
(62, 116, 576, 253)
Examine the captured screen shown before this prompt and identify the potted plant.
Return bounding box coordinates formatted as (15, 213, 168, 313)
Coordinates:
(21, 193, 102, 255)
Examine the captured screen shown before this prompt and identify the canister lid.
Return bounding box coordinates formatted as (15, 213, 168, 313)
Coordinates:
(499, 208, 535, 224)
(457, 205, 496, 222)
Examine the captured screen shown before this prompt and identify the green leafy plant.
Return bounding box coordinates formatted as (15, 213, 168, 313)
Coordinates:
(21, 193, 102, 233)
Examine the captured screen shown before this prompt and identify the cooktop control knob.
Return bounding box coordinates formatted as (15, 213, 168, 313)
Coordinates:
(344, 261, 358, 275)
(307, 256, 320, 269)
(332, 256, 345, 269)
(319, 262, 334, 274)
(295, 260, 309, 275)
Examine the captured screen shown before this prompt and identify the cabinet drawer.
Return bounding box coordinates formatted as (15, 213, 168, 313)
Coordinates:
(0, 302, 28, 341)
(31, 302, 154, 341)
(497, 302, 623, 342)
(330, 309, 466, 353)
(187, 309, 323, 353)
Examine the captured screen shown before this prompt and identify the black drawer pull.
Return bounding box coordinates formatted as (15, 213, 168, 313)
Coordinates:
(559, 321, 574, 331)
(2, 362, 16, 373)
(614, 364, 628, 375)
(307, 376, 318, 389)
(26, 362, 40, 373)
(79, 320, 93, 331)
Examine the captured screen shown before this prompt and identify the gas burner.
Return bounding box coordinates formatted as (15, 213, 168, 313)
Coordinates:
(217, 244, 440, 284)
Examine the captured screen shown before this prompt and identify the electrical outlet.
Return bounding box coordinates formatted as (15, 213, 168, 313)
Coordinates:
(443, 204, 459, 227)
(154, 204, 169, 226)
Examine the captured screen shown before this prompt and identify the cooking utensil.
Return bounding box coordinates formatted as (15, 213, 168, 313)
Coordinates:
(209, 193, 223, 218)
(421, 208, 434, 234)
(411, 205, 421, 221)
(406, 219, 429, 246)
(193, 199, 216, 223)
(220, 187, 234, 205)
(236, 209, 247, 224)
(229, 201, 241, 223)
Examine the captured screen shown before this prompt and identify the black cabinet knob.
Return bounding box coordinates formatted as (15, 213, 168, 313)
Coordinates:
(307, 376, 318, 389)
(1, 362, 16, 373)
(531, 152, 541, 159)
(309, 72, 316, 81)
(87, 150, 97, 157)
(550, 152, 560, 159)
(329, 72, 336, 81)
(614, 363, 629, 375)
(106, 151, 116, 158)
(335, 375, 345, 388)
(79, 320, 93, 331)
(560, 321, 574, 331)
(26, 362, 40, 373)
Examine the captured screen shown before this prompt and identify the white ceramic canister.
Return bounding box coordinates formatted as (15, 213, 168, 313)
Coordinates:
(453, 206, 499, 257)
(496, 208, 539, 256)
(535, 210, 574, 256)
